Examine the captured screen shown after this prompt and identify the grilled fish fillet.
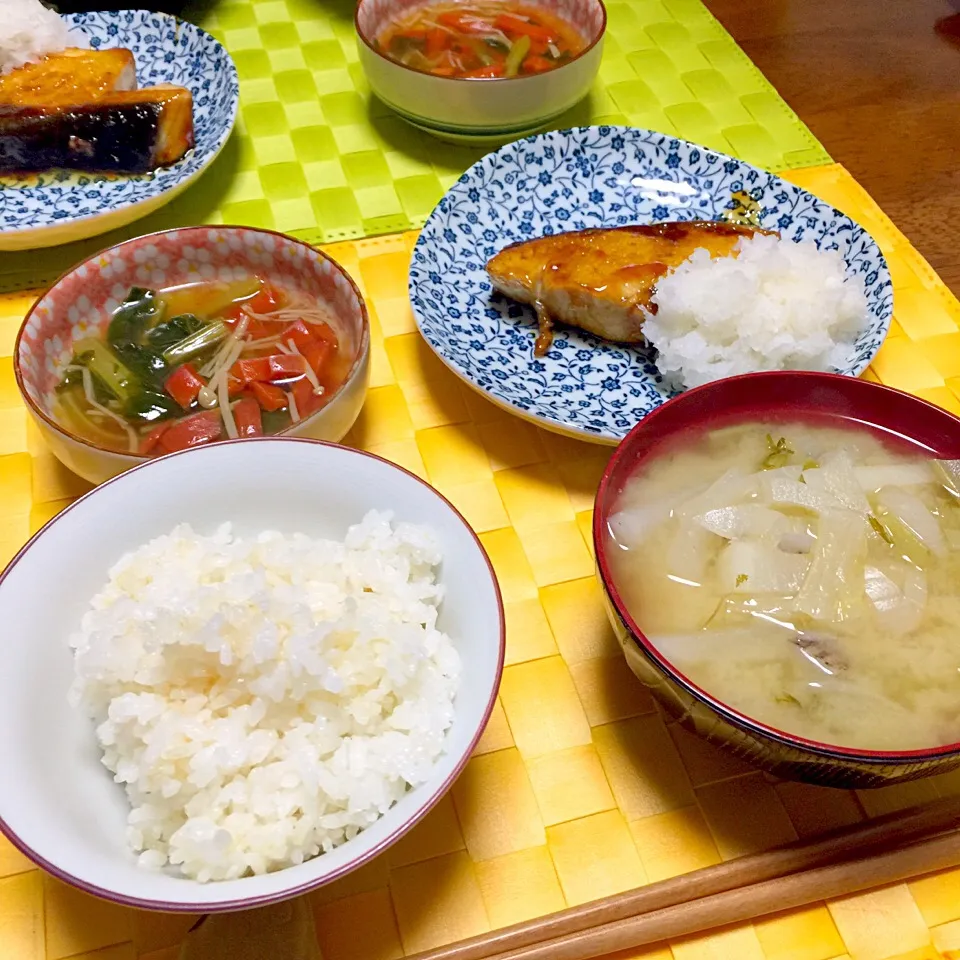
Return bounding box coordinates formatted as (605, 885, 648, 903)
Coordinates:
(0, 85, 194, 174)
(0, 49, 193, 174)
(0, 49, 136, 106)
(486, 221, 769, 355)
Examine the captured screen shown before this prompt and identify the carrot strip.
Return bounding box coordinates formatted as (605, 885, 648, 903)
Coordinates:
(139, 422, 171, 456)
(227, 373, 245, 398)
(300, 338, 334, 377)
(164, 363, 205, 409)
(282, 319, 316, 351)
(462, 63, 505, 78)
(250, 381, 289, 412)
(291, 376, 321, 418)
(233, 396, 263, 438)
(389, 27, 428, 41)
(425, 26, 448, 57)
(523, 54, 556, 73)
(247, 282, 283, 314)
(230, 354, 306, 386)
(437, 11, 494, 34)
(495, 13, 555, 43)
(158, 411, 222, 453)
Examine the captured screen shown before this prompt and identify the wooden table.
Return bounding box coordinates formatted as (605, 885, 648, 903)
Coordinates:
(706, 0, 960, 296)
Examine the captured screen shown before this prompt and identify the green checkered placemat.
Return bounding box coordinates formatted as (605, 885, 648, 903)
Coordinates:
(0, 0, 831, 292)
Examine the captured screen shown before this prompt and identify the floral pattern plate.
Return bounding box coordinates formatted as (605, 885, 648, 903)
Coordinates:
(0, 10, 238, 252)
(408, 126, 893, 444)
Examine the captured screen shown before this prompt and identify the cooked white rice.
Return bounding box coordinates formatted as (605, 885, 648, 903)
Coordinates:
(1, 0, 88, 75)
(69, 511, 461, 883)
(644, 233, 868, 390)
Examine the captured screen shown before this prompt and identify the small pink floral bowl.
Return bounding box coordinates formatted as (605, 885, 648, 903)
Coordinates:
(15, 227, 371, 485)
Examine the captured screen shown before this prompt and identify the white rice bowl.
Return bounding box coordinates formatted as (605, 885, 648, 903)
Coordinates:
(69, 511, 461, 883)
(0, 438, 503, 910)
(644, 233, 869, 390)
(1, 0, 89, 75)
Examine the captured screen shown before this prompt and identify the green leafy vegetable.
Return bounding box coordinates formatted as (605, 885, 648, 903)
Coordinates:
(123, 390, 181, 424)
(111, 342, 168, 386)
(145, 313, 205, 353)
(163, 320, 229, 364)
(464, 37, 494, 64)
(261, 408, 292, 435)
(775, 693, 802, 707)
(107, 287, 163, 349)
(98, 287, 172, 391)
(504, 34, 531, 76)
(869, 514, 895, 545)
(55, 368, 84, 392)
(57, 369, 115, 408)
(797, 458, 818, 485)
(735, 573, 749, 586)
(761, 434, 794, 470)
(71, 338, 137, 403)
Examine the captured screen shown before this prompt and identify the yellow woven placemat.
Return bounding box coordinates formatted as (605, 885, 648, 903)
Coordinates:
(3, 163, 960, 960)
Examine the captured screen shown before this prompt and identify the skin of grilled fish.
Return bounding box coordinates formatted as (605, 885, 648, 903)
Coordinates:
(486, 221, 767, 346)
(0, 49, 137, 106)
(0, 85, 194, 174)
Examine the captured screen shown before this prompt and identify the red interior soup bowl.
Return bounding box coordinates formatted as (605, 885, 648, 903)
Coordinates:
(15, 227, 370, 485)
(594, 371, 960, 788)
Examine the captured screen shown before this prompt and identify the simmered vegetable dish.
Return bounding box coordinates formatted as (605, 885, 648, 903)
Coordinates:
(54, 278, 351, 455)
(374, 1, 587, 78)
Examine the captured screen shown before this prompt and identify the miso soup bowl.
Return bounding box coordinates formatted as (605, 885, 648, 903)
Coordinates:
(0, 438, 505, 910)
(594, 370, 960, 789)
(14, 226, 371, 486)
(355, 0, 606, 143)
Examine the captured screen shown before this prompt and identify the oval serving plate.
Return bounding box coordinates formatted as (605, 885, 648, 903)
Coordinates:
(409, 125, 893, 444)
(0, 10, 238, 252)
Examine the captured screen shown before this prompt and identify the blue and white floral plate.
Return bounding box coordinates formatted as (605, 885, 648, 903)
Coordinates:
(409, 126, 893, 444)
(0, 10, 238, 252)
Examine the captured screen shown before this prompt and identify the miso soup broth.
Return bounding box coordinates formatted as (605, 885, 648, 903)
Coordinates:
(605, 421, 960, 752)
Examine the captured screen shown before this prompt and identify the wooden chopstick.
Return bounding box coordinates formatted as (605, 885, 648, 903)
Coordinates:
(406, 795, 960, 960)
(488, 831, 960, 960)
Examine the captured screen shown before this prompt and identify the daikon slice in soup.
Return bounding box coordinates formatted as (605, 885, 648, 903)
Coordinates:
(604, 420, 960, 752)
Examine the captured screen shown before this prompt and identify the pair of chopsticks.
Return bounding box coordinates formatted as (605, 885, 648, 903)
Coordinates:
(408, 794, 960, 960)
